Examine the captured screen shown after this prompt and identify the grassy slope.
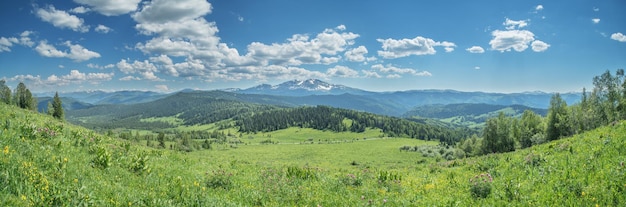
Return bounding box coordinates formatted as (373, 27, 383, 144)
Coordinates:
(1, 103, 625, 206)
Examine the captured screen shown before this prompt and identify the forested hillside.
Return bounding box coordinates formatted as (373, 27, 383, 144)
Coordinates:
(235, 105, 471, 144)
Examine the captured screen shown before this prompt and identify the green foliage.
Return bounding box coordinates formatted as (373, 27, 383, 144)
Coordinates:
(286, 166, 317, 180)
(90, 145, 111, 169)
(482, 112, 515, 154)
(205, 169, 233, 190)
(51, 92, 63, 120)
(469, 173, 493, 198)
(546, 93, 572, 141)
(0, 80, 11, 104)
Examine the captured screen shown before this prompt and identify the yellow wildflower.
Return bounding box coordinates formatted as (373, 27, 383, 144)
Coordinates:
(21, 195, 26, 201)
(63, 157, 68, 163)
(74, 178, 78, 183)
(581, 191, 585, 196)
(2, 146, 8, 155)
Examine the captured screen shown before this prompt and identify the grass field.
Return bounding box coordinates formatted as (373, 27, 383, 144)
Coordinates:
(2, 103, 625, 206)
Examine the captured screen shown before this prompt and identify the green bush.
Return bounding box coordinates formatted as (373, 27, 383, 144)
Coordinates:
(470, 173, 493, 198)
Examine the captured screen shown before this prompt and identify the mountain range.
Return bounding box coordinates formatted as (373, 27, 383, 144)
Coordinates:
(39, 79, 581, 117)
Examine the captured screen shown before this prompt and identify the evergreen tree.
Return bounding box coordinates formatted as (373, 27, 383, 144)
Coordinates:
(0, 80, 11, 104)
(52, 92, 64, 120)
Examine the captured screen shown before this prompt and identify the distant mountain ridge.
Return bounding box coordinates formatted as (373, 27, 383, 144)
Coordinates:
(239, 79, 371, 96)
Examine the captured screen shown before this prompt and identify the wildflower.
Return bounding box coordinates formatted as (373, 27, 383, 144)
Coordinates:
(74, 178, 78, 183)
(2, 146, 8, 155)
(581, 191, 585, 196)
(361, 195, 365, 200)
(63, 157, 68, 163)
(383, 199, 387, 203)
(21, 195, 26, 201)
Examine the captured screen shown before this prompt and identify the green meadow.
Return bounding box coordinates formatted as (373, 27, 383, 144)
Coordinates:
(1, 103, 625, 206)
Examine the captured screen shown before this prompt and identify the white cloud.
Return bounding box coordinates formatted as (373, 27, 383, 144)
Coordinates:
(238, 16, 244, 22)
(466, 46, 485, 53)
(592, 18, 600, 24)
(371, 64, 432, 77)
(131, 0, 362, 83)
(35, 41, 101, 61)
(0, 37, 16, 52)
(611, 33, 626, 42)
(474, 66, 480, 70)
(344, 46, 369, 62)
(95, 25, 112, 33)
(69, 6, 91, 14)
(531, 40, 550, 52)
(376, 36, 456, 58)
(10, 70, 113, 87)
(489, 30, 535, 52)
(535, 5, 543, 11)
(246, 27, 359, 65)
(116, 59, 162, 81)
(87, 63, 115, 69)
(132, 0, 212, 23)
(74, 0, 142, 16)
(120, 76, 141, 81)
(593, 7, 600, 12)
(503, 18, 528, 30)
(35, 5, 89, 32)
(326, 65, 359, 78)
(362, 70, 382, 78)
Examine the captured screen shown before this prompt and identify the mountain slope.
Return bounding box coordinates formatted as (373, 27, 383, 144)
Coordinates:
(2, 102, 623, 206)
(404, 103, 548, 129)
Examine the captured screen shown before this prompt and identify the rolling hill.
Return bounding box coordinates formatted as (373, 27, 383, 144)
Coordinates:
(1, 101, 623, 206)
(403, 103, 548, 129)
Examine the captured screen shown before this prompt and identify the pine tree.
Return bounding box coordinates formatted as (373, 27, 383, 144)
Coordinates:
(52, 92, 64, 120)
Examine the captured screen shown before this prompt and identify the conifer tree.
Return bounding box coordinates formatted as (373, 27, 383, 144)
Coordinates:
(52, 92, 64, 120)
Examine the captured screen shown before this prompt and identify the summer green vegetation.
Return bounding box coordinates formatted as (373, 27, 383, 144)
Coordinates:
(1, 70, 625, 206)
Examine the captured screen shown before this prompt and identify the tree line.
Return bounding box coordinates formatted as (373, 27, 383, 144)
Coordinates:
(235, 105, 471, 143)
(0, 80, 63, 120)
(462, 69, 626, 157)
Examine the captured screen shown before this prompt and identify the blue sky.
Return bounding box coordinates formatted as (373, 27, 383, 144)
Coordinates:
(0, 0, 625, 93)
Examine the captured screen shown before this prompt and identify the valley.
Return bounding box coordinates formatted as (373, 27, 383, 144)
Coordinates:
(2, 70, 626, 206)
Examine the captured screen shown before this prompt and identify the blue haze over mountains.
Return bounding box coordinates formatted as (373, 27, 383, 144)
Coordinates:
(36, 79, 581, 116)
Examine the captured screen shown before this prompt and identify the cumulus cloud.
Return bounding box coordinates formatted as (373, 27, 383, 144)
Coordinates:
(489, 30, 535, 52)
(503, 18, 528, 30)
(489, 18, 550, 52)
(130, 0, 363, 83)
(371, 64, 432, 77)
(116, 59, 162, 81)
(344, 46, 368, 62)
(74, 0, 142, 16)
(611, 33, 626, 42)
(35, 5, 89, 32)
(376, 36, 455, 59)
(95, 25, 112, 33)
(35, 41, 101, 61)
(0, 37, 17, 52)
(592, 18, 600, 24)
(466, 46, 485, 53)
(531, 40, 550, 52)
(326, 65, 359, 78)
(247, 27, 359, 65)
(132, 0, 212, 23)
(10, 70, 114, 87)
